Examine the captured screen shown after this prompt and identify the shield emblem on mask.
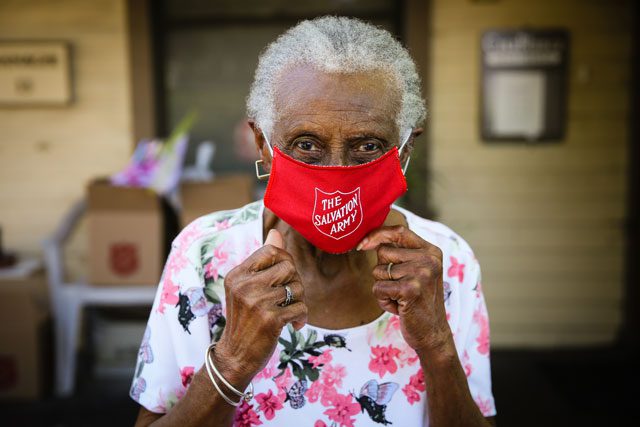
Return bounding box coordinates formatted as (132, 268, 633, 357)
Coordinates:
(312, 187, 363, 240)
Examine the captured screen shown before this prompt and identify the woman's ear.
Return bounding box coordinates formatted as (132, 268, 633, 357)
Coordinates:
(248, 120, 272, 172)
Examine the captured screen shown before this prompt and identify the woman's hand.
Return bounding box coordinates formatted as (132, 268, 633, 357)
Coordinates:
(214, 229, 308, 383)
(358, 225, 451, 354)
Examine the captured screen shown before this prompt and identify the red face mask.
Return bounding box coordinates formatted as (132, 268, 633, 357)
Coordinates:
(259, 131, 411, 254)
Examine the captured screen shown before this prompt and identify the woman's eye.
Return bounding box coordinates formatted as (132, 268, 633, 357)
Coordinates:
(295, 140, 319, 151)
(356, 141, 381, 152)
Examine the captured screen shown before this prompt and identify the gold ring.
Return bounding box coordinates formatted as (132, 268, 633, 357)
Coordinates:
(387, 262, 394, 280)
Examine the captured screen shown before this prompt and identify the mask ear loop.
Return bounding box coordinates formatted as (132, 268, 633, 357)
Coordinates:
(398, 128, 413, 175)
(254, 132, 273, 181)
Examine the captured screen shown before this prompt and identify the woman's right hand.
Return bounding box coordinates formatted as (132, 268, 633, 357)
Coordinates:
(212, 229, 307, 386)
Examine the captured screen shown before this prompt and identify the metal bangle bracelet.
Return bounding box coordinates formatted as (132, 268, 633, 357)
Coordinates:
(206, 343, 254, 403)
(204, 347, 241, 406)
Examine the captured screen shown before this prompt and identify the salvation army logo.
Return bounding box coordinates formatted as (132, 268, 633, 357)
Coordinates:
(109, 242, 139, 276)
(312, 187, 363, 240)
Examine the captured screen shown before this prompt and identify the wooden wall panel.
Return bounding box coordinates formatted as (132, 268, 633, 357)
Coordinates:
(429, 0, 633, 347)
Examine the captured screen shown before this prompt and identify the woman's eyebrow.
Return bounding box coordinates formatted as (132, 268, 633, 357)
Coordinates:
(346, 134, 392, 145)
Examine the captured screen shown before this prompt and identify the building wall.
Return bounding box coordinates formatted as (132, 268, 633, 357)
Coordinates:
(429, 0, 633, 346)
(0, 0, 132, 277)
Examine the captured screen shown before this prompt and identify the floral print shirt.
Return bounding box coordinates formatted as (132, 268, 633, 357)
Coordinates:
(130, 201, 496, 426)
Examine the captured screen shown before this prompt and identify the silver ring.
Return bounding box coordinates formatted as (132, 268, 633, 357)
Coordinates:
(280, 284, 293, 307)
(387, 262, 394, 281)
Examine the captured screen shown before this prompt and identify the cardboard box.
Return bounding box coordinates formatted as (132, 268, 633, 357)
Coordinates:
(180, 174, 254, 228)
(87, 179, 177, 286)
(0, 273, 51, 400)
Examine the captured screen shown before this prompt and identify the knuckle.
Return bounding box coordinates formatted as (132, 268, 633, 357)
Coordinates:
(393, 225, 406, 234)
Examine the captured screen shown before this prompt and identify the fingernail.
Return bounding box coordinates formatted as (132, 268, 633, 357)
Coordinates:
(357, 238, 368, 251)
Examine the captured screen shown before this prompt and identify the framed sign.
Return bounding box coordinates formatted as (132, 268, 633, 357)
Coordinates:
(0, 41, 72, 106)
(481, 29, 569, 142)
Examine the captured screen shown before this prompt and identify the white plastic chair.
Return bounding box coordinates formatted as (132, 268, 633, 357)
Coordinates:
(42, 200, 157, 397)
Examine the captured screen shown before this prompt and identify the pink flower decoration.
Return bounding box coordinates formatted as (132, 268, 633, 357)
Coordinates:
(255, 389, 283, 421)
(234, 401, 263, 427)
(157, 278, 180, 314)
(322, 364, 346, 388)
(323, 393, 361, 427)
(402, 369, 425, 405)
(274, 368, 294, 401)
(474, 395, 494, 416)
(385, 315, 401, 334)
(306, 380, 323, 403)
(473, 307, 490, 355)
(204, 244, 230, 281)
(447, 256, 465, 283)
(314, 421, 327, 427)
(308, 349, 333, 369)
(180, 366, 194, 388)
(254, 351, 279, 382)
(402, 383, 421, 405)
(368, 344, 401, 378)
(409, 369, 425, 392)
(462, 351, 473, 377)
(214, 219, 231, 231)
(306, 377, 338, 407)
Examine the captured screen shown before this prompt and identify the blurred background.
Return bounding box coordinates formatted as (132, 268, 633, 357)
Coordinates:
(0, 0, 638, 425)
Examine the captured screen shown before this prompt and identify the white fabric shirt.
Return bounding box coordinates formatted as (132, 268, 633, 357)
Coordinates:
(130, 201, 496, 426)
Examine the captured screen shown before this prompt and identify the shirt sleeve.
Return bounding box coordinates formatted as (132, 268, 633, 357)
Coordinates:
(458, 257, 497, 417)
(129, 240, 213, 413)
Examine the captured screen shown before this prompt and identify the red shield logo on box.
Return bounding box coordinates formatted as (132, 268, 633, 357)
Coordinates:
(109, 242, 139, 276)
(312, 188, 363, 240)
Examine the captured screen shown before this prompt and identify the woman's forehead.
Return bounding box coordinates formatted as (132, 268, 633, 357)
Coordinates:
(273, 65, 401, 136)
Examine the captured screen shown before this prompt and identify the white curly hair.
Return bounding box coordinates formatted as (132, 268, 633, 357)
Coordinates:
(246, 16, 427, 141)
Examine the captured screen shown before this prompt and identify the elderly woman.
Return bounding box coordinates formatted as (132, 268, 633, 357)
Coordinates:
(132, 17, 496, 427)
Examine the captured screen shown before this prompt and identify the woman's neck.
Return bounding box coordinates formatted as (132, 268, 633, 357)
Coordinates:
(262, 206, 408, 329)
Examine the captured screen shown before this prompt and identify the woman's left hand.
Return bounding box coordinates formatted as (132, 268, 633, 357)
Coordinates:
(358, 225, 451, 354)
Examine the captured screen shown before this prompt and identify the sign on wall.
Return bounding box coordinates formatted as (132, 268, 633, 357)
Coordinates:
(0, 41, 72, 106)
(481, 29, 569, 142)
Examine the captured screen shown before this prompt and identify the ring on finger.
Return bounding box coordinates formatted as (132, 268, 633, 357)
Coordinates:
(387, 262, 394, 281)
(280, 284, 293, 307)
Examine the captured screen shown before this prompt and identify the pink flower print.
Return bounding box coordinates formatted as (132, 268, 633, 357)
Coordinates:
(402, 369, 425, 405)
(204, 244, 230, 281)
(306, 379, 323, 403)
(475, 280, 483, 295)
(396, 340, 419, 368)
(274, 368, 294, 401)
(369, 344, 401, 378)
(385, 315, 401, 334)
(174, 222, 203, 251)
(409, 369, 426, 392)
(447, 256, 465, 282)
(306, 376, 338, 406)
(319, 385, 338, 407)
(308, 349, 333, 369)
(255, 389, 283, 421)
(473, 306, 490, 355)
(474, 394, 494, 416)
(402, 383, 421, 405)
(234, 401, 263, 427)
(254, 351, 279, 382)
(214, 219, 231, 231)
(323, 392, 361, 427)
(314, 421, 327, 427)
(321, 364, 346, 389)
(462, 350, 473, 377)
(157, 278, 180, 314)
(180, 366, 195, 388)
